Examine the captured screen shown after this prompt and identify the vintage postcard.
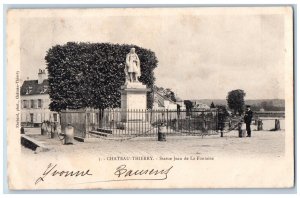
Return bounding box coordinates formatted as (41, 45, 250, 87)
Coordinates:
(6, 7, 294, 189)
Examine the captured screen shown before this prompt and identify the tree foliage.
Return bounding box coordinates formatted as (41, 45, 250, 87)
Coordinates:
(216, 105, 230, 117)
(184, 100, 194, 110)
(45, 42, 158, 111)
(259, 101, 284, 111)
(226, 89, 246, 115)
(164, 88, 176, 102)
(184, 100, 194, 116)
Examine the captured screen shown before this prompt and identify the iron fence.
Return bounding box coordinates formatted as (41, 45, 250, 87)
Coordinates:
(52, 108, 286, 139)
(60, 108, 100, 138)
(96, 109, 219, 136)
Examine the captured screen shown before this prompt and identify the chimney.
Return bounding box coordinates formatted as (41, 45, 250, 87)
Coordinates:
(38, 69, 46, 84)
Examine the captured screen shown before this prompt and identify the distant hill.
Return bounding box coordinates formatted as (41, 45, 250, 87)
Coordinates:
(190, 99, 285, 109)
(245, 99, 285, 107)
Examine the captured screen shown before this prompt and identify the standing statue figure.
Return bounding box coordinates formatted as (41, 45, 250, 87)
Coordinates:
(125, 48, 141, 82)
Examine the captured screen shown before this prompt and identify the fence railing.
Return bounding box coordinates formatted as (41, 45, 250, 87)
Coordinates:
(60, 108, 100, 138)
(58, 108, 286, 138)
(96, 109, 219, 136)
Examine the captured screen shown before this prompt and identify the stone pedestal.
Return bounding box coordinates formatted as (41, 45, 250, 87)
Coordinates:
(120, 82, 150, 122)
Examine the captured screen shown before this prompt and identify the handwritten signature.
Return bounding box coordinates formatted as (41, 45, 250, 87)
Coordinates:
(35, 163, 173, 185)
(35, 163, 93, 185)
(113, 164, 173, 181)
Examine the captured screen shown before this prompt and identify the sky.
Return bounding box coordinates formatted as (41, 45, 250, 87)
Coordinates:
(20, 8, 287, 100)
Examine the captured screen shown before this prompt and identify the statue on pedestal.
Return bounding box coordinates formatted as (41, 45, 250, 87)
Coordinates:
(120, 48, 150, 125)
(125, 48, 141, 82)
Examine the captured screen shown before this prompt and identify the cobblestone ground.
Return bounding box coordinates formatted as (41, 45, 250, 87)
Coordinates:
(22, 127, 285, 158)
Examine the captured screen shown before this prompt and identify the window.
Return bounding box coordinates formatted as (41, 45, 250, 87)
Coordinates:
(53, 113, 58, 122)
(26, 86, 33, 94)
(38, 99, 42, 108)
(30, 113, 34, 123)
(40, 85, 48, 93)
(31, 100, 35, 108)
(23, 100, 27, 108)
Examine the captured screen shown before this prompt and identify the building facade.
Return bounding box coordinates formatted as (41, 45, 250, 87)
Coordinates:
(192, 101, 210, 110)
(20, 69, 59, 127)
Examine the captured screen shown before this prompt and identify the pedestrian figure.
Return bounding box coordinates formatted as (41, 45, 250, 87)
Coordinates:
(244, 105, 253, 137)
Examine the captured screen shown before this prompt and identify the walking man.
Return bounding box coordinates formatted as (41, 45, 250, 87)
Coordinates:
(244, 105, 253, 137)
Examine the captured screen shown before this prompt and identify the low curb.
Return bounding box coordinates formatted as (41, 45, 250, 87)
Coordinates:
(21, 134, 50, 153)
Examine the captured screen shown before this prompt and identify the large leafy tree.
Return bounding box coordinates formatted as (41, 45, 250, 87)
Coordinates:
(226, 89, 246, 115)
(45, 42, 158, 111)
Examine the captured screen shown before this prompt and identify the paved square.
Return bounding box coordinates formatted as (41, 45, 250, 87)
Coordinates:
(22, 127, 285, 159)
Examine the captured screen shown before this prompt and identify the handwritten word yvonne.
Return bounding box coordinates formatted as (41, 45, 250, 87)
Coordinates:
(35, 163, 93, 185)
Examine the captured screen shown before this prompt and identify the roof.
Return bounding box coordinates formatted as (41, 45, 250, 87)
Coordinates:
(20, 79, 49, 95)
(193, 102, 210, 109)
(154, 90, 177, 107)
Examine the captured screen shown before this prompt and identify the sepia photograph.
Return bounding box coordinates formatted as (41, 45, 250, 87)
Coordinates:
(6, 7, 294, 190)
